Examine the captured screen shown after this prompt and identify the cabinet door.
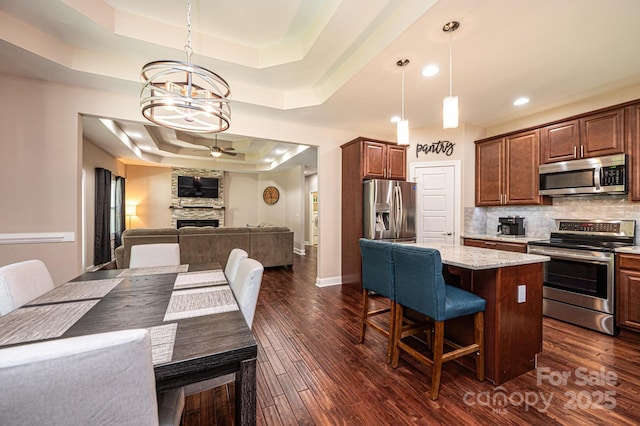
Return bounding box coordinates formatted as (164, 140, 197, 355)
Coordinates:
(362, 141, 386, 179)
(628, 103, 640, 200)
(616, 254, 640, 332)
(504, 130, 542, 205)
(386, 145, 407, 180)
(540, 120, 580, 163)
(475, 138, 503, 206)
(581, 108, 624, 158)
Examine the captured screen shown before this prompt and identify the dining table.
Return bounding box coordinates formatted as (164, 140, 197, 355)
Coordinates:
(0, 263, 257, 425)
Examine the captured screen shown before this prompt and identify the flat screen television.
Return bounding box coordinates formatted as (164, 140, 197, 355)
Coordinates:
(177, 176, 219, 198)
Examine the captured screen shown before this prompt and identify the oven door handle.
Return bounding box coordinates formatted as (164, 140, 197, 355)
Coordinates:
(528, 248, 611, 264)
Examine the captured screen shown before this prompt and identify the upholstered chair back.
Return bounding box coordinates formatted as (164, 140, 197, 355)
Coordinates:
(392, 245, 448, 320)
(0, 329, 161, 425)
(359, 239, 395, 298)
(0, 260, 55, 316)
(129, 243, 181, 268)
(232, 258, 264, 329)
(225, 248, 249, 288)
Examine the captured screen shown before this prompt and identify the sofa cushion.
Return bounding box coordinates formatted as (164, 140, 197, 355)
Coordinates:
(178, 227, 250, 266)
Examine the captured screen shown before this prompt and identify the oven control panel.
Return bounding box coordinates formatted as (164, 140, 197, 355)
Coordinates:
(558, 221, 619, 233)
(555, 219, 635, 237)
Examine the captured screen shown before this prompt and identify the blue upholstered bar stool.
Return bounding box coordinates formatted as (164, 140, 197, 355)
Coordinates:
(391, 244, 486, 400)
(358, 238, 396, 363)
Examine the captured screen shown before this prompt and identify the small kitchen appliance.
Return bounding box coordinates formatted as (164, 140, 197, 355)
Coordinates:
(498, 216, 525, 236)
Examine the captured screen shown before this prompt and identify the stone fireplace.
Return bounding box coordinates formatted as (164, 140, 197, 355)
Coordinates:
(171, 168, 224, 228)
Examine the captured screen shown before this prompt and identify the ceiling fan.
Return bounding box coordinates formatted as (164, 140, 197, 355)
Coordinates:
(210, 135, 236, 157)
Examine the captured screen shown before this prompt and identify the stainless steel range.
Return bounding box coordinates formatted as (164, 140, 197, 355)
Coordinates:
(527, 219, 636, 335)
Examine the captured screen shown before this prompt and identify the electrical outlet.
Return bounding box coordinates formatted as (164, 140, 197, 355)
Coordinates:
(518, 285, 526, 303)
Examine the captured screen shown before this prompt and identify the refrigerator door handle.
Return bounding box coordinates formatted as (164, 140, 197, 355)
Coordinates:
(394, 185, 403, 238)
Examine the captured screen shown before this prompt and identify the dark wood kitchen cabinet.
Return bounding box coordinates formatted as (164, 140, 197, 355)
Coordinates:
(616, 253, 640, 333)
(475, 130, 548, 206)
(341, 137, 408, 286)
(540, 107, 624, 164)
(361, 139, 407, 180)
(627, 102, 640, 201)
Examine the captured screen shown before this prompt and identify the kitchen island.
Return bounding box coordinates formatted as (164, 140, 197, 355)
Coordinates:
(408, 243, 549, 384)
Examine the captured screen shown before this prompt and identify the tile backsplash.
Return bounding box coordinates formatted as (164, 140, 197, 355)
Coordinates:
(465, 195, 640, 242)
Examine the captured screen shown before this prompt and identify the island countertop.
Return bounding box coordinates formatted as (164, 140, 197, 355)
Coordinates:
(408, 242, 550, 270)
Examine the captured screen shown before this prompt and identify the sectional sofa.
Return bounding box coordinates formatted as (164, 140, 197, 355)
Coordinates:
(115, 226, 294, 269)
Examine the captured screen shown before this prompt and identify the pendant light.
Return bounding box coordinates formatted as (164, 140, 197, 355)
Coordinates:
(140, 0, 231, 133)
(397, 59, 410, 145)
(443, 21, 460, 129)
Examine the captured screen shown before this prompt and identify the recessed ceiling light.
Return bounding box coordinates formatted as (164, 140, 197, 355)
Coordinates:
(513, 97, 530, 106)
(421, 64, 439, 77)
(275, 149, 286, 155)
(390, 116, 401, 123)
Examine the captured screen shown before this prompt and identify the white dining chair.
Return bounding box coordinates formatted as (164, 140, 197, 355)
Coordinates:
(0, 259, 55, 316)
(225, 248, 248, 288)
(0, 328, 184, 426)
(129, 243, 181, 268)
(184, 258, 264, 397)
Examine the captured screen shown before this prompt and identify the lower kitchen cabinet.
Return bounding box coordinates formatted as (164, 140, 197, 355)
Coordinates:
(463, 238, 528, 253)
(616, 253, 640, 332)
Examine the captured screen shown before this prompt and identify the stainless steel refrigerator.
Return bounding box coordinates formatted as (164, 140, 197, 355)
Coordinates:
(363, 179, 416, 242)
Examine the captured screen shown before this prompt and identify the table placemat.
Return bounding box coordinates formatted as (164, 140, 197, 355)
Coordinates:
(149, 323, 177, 365)
(117, 264, 189, 277)
(28, 278, 123, 304)
(173, 270, 227, 290)
(0, 301, 99, 346)
(164, 286, 239, 321)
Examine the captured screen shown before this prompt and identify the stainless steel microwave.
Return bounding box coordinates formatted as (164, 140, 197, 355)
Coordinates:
(539, 154, 627, 196)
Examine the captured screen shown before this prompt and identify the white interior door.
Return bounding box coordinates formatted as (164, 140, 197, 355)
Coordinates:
(411, 162, 460, 244)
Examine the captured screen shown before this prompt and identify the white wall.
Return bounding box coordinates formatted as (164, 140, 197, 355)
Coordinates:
(225, 172, 260, 226)
(125, 165, 173, 228)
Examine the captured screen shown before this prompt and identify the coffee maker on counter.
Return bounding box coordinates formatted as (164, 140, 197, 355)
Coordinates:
(498, 216, 525, 236)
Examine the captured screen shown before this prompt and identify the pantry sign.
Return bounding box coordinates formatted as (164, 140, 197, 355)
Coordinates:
(416, 140, 455, 157)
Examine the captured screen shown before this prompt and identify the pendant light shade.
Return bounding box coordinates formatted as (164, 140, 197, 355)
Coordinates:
(443, 21, 460, 129)
(443, 96, 458, 129)
(140, 0, 231, 133)
(396, 59, 410, 145)
(397, 119, 409, 145)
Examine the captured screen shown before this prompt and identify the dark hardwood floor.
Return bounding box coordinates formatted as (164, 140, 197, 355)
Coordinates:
(183, 245, 640, 425)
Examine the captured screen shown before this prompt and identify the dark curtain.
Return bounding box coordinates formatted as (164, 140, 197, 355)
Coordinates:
(94, 167, 112, 265)
(114, 176, 125, 248)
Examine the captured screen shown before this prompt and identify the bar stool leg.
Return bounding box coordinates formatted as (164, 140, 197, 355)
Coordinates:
(385, 301, 396, 363)
(359, 288, 369, 343)
(429, 321, 445, 400)
(474, 311, 485, 381)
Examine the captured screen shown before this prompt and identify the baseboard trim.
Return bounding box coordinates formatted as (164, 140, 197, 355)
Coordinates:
(294, 247, 306, 256)
(315, 275, 342, 287)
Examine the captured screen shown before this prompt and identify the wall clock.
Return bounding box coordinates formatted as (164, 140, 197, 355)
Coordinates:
(263, 186, 280, 204)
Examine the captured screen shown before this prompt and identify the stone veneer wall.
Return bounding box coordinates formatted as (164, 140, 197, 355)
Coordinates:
(465, 194, 640, 242)
(171, 168, 224, 228)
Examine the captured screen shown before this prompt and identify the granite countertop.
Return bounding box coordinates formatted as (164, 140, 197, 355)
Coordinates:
(409, 242, 550, 270)
(462, 234, 546, 244)
(615, 246, 640, 254)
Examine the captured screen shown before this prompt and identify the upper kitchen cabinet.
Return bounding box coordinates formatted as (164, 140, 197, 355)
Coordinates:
(627, 102, 640, 201)
(476, 130, 549, 206)
(540, 107, 624, 164)
(360, 139, 407, 180)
